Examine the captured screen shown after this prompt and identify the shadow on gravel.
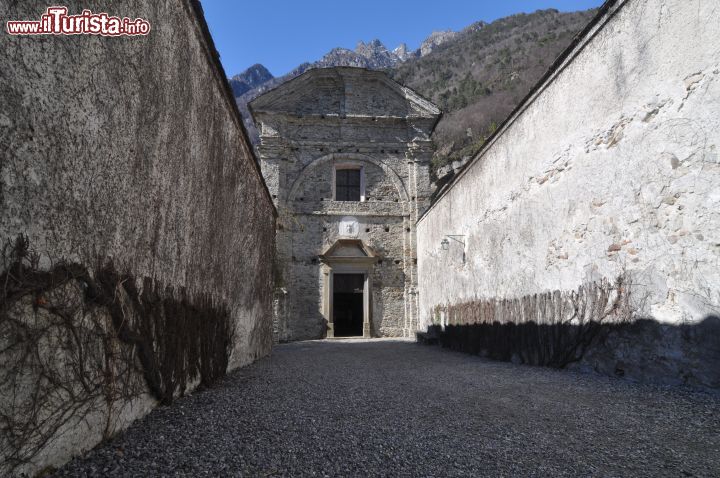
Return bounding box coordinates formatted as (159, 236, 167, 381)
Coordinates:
(421, 316, 720, 390)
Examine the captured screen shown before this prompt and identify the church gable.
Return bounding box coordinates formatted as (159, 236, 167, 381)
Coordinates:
(250, 67, 440, 119)
(260, 73, 344, 116)
(342, 77, 412, 117)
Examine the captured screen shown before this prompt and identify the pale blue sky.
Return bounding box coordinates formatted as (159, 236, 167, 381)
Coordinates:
(200, 0, 603, 77)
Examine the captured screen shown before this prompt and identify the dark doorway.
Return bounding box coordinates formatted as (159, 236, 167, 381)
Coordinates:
(333, 273, 364, 337)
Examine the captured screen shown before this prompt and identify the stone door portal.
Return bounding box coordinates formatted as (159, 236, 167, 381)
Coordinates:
(319, 239, 377, 338)
(332, 273, 364, 337)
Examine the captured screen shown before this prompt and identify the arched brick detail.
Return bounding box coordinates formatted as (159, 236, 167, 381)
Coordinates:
(287, 153, 410, 202)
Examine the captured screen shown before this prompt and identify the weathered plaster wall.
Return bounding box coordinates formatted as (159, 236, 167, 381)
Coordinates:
(417, 0, 720, 387)
(0, 1, 275, 474)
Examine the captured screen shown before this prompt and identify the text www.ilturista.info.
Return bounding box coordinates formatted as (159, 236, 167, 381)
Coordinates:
(6, 7, 150, 36)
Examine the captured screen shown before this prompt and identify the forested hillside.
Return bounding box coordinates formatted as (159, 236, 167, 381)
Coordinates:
(387, 9, 596, 180)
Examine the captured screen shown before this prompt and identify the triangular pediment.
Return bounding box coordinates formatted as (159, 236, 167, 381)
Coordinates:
(250, 67, 440, 119)
(319, 239, 378, 263)
(332, 244, 367, 257)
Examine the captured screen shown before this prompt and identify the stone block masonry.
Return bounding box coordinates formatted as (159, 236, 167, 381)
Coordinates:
(417, 0, 720, 388)
(251, 67, 440, 342)
(0, 1, 275, 475)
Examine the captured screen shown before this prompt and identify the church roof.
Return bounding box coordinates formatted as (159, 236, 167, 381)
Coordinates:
(249, 67, 441, 120)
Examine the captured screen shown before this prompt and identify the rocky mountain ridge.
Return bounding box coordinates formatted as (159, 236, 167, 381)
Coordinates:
(232, 20, 491, 95)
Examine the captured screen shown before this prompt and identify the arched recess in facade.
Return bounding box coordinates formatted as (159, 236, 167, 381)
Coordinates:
(286, 153, 411, 203)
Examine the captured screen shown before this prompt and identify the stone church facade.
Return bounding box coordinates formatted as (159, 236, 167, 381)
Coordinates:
(250, 67, 440, 341)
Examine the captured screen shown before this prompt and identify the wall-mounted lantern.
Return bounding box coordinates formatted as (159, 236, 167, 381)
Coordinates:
(440, 235, 467, 262)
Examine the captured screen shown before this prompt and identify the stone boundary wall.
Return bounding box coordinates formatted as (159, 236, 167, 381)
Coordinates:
(0, 1, 275, 475)
(417, 0, 720, 387)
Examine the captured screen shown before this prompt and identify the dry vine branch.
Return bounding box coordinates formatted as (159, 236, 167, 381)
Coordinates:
(0, 235, 235, 474)
(430, 275, 634, 368)
(0, 236, 144, 474)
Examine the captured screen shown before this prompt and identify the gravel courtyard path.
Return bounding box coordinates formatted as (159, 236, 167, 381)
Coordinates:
(55, 339, 719, 477)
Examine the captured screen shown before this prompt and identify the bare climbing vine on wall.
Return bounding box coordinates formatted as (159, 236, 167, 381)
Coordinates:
(0, 235, 234, 474)
(430, 276, 633, 368)
(93, 265, 235, 405)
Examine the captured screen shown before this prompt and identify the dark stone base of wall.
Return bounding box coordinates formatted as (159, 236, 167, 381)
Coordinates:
(577, 317, 720, 389)
(422, 316, 720, 389)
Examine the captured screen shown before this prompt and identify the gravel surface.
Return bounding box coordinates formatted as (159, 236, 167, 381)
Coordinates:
(54, 339, 720, 477)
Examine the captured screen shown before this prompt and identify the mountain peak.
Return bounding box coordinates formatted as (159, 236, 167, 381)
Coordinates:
(355, 39, 391, 61)
(462, 20, 487, 34)
(420, 30, 460, 56)
(229, 64, 274, 97)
